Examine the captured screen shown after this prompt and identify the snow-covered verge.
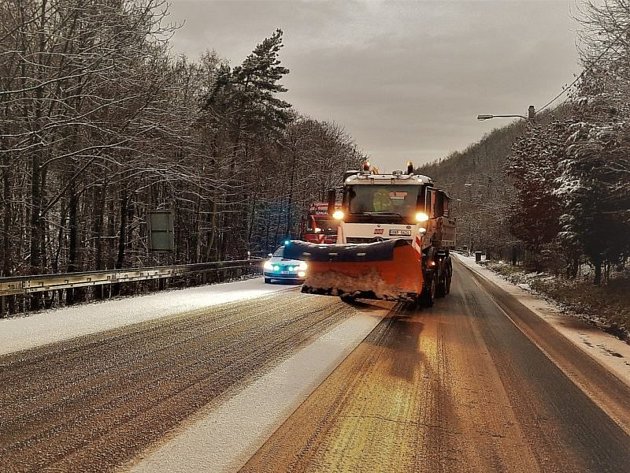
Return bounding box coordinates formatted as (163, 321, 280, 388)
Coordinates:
(453, 253, 630, 388)
(0, 278, 293, 356)
(480, 259, 630, 342)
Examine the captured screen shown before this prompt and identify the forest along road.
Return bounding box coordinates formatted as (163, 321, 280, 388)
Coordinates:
(242, 259, 630, 473)
(2, 261, 630, 473)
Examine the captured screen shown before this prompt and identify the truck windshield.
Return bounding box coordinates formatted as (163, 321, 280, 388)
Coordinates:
(347, 185, 419, 216)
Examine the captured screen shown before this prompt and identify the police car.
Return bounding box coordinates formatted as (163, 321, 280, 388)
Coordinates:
(263, 245, 307, 284)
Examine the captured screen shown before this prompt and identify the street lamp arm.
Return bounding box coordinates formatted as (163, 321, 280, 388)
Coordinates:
(477, 114, 528, 120)
(477, 106, 535, 121)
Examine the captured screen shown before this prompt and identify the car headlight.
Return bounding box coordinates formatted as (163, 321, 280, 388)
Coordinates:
(298, 261, 308, 270)
(264, 261, 273, 270)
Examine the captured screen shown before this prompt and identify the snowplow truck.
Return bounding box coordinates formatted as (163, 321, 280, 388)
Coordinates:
(283, 162, 456, 306)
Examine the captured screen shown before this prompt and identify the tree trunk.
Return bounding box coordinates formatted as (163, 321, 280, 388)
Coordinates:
(65, 185, 79, 305)
(285, 148, 297, 238)
(53, 198, 67, 274)
(93, 185, 105, 270)
(29, 154, 44, 310)
(593, 260, 602, 286)
(206, 197, 217, 261)
(67, 186, 79, 272)
(116, 191, 129, 270)
(30, 154, 43, 273)
(2, 157, 11, 277)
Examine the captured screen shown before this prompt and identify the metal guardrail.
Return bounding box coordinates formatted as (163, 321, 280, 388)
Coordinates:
(0, 258, 263, 297)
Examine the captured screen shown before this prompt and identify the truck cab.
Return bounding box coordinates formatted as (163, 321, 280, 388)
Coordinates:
(331, 166, 455, 254)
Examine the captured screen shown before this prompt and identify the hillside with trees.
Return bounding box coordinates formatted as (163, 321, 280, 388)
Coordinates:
(419, 0, 630, 332)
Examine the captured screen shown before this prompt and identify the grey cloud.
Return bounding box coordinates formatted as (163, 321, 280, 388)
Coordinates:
(167, 0, 579, 169)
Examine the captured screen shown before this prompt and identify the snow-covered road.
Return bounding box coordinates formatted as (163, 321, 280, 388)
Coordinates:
(0, 277, 291, 355)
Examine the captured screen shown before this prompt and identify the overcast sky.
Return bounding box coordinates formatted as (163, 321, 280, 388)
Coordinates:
(165, 0, 581, 170)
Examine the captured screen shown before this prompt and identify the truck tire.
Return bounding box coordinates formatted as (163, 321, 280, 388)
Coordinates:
(445, 259, 452, 294)
(435, 279, 446, 299)
(421, 276, 436, 308)
(436, 275, 446, 298)
(340, 293, 356, 303)
(264, 277, 272, 284)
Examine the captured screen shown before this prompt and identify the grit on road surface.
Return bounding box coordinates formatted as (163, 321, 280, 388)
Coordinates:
(2, 262, 629, 473)
(0, 290, 359, 473)
(242, 260, 630, 473)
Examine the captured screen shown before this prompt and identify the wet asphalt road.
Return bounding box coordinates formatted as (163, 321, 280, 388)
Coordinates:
(242, 261, 630, 473)
(1, 261, 629, 472)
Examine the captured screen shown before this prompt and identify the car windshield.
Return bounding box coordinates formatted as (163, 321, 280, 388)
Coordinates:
(347, 185, 419, 216)
(272, 247, 284, 257)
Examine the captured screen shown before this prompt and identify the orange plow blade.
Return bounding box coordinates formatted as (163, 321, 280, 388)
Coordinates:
(283, 239, 423, 301)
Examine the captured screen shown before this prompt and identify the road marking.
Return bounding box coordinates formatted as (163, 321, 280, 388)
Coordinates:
(127, 306, 386, 473)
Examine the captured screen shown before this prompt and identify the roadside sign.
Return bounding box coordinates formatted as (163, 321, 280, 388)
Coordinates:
(148, 210, 175, 252)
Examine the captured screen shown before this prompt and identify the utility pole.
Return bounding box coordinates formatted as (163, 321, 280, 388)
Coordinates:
(465, 183, 473, 254)
(528, 105, 536, 120)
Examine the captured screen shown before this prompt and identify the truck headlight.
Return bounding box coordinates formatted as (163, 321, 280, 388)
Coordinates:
(264, 261, 273, 270)
(415, 211, 429, 223)
(298, 261, 308, 270)
(332, 210, 344, 220)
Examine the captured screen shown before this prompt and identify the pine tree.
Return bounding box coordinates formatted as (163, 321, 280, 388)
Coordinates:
(507, 121, 567, 271)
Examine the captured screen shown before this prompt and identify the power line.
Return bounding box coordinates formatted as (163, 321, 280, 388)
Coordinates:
(537, 21, 630, 113)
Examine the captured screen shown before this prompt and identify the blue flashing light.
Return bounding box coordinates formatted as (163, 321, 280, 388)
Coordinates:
(284, 240, 290, 246)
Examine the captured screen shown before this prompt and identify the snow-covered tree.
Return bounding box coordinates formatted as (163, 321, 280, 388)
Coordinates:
(507, 120, 567, 272)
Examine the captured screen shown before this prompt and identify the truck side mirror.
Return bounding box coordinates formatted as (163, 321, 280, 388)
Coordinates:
(327, 189, 336, 214)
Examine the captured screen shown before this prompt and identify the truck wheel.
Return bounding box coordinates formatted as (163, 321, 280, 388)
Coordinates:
(340, 293, 356, 304)
(422, 277, 436, 308)
(264, 277, 272, 284)
(436, 276, 446, 298)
